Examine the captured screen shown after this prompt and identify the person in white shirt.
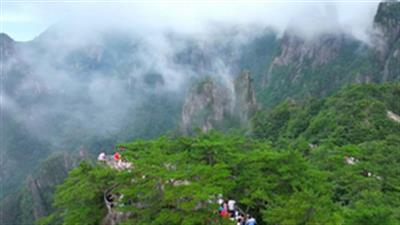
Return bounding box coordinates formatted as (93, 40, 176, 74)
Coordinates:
(97, 152, 106, 161)
(228, 199, 236, 217)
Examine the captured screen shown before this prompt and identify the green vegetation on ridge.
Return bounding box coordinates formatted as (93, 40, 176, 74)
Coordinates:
(253, 83, 400, 147)
(42, 83, 400, 225)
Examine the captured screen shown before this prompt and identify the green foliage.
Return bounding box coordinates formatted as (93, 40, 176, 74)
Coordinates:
(252, 83, 400, 224)
(39, 162, 115, 225)
(44, 83, 400, 225)
(253, 83, 400, 146)
(309, 139, 400, 225)
(45, 132, 343, 225)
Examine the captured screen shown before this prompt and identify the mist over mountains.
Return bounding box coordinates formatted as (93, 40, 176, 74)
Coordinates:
(0, 2, 385, 150)
(1, 23, 266, 200)
(1, 1, 400, 224)
(1, 25, 264, 150)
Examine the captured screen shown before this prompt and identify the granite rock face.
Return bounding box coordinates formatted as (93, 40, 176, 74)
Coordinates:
(374, 1, 400, 82)
(181, 71, 257, 134)
(0, 153, 80, 225)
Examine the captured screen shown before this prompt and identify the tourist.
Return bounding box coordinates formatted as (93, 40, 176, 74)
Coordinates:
(97, 152, 106, 161)
(246, 215, 256, 225)
(228, 199, 236, 217)
(114, 152, 121, 161)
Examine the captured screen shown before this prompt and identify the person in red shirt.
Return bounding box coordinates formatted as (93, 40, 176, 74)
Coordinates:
(113, 152, 121, 161)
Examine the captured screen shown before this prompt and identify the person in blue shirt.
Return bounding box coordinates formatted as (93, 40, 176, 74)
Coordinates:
(246, 215, 256, 225)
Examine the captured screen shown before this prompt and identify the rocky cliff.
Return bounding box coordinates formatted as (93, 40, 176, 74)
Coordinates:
(255, 1, 400, 107)
(262, 32, 354, 87)
(374, 1, 400, 82)
(0, 33, 17, 60)
(374, 1, 400, 52)
(181, 72, 257, 134)
(181, 77, 232, 133)
(0, 153, 81, 225)
(234, 71, 258, 126)
(258, 31, 367, 106)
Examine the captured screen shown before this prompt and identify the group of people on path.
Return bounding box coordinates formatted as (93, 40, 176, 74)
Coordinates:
(97, 151, 121, 161)
(218, 198, 256, 225)
(98, 150, 132, 170)
(100, 150, 255, 224)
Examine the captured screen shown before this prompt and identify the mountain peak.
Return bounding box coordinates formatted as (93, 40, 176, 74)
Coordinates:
(0, 33, 15, 44)
(374, 0, 400, 45)
(0, 33, 17, 60)
(375, 1, 400, 23)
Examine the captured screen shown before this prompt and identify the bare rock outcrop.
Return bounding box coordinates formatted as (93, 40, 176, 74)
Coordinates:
(181, 72, 257, 134)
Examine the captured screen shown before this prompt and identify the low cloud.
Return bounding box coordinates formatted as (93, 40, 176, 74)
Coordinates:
(1, 1, 381, 150)
(3, 1, 378, 42)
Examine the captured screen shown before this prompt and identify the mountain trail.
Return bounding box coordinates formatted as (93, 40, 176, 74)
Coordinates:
(387, 110, 400, 123)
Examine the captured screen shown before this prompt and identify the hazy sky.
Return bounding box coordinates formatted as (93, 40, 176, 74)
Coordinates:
(1, 0, 380, 41)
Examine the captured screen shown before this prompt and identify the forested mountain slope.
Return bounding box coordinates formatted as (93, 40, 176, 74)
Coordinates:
(252, 83, 400, 147)
(41, 83, 400, 225)
(253, 1, 400, 107)
(0, 153, 81, 225)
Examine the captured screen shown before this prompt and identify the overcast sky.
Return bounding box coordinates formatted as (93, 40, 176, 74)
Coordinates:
(1, 0, 380, 41)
